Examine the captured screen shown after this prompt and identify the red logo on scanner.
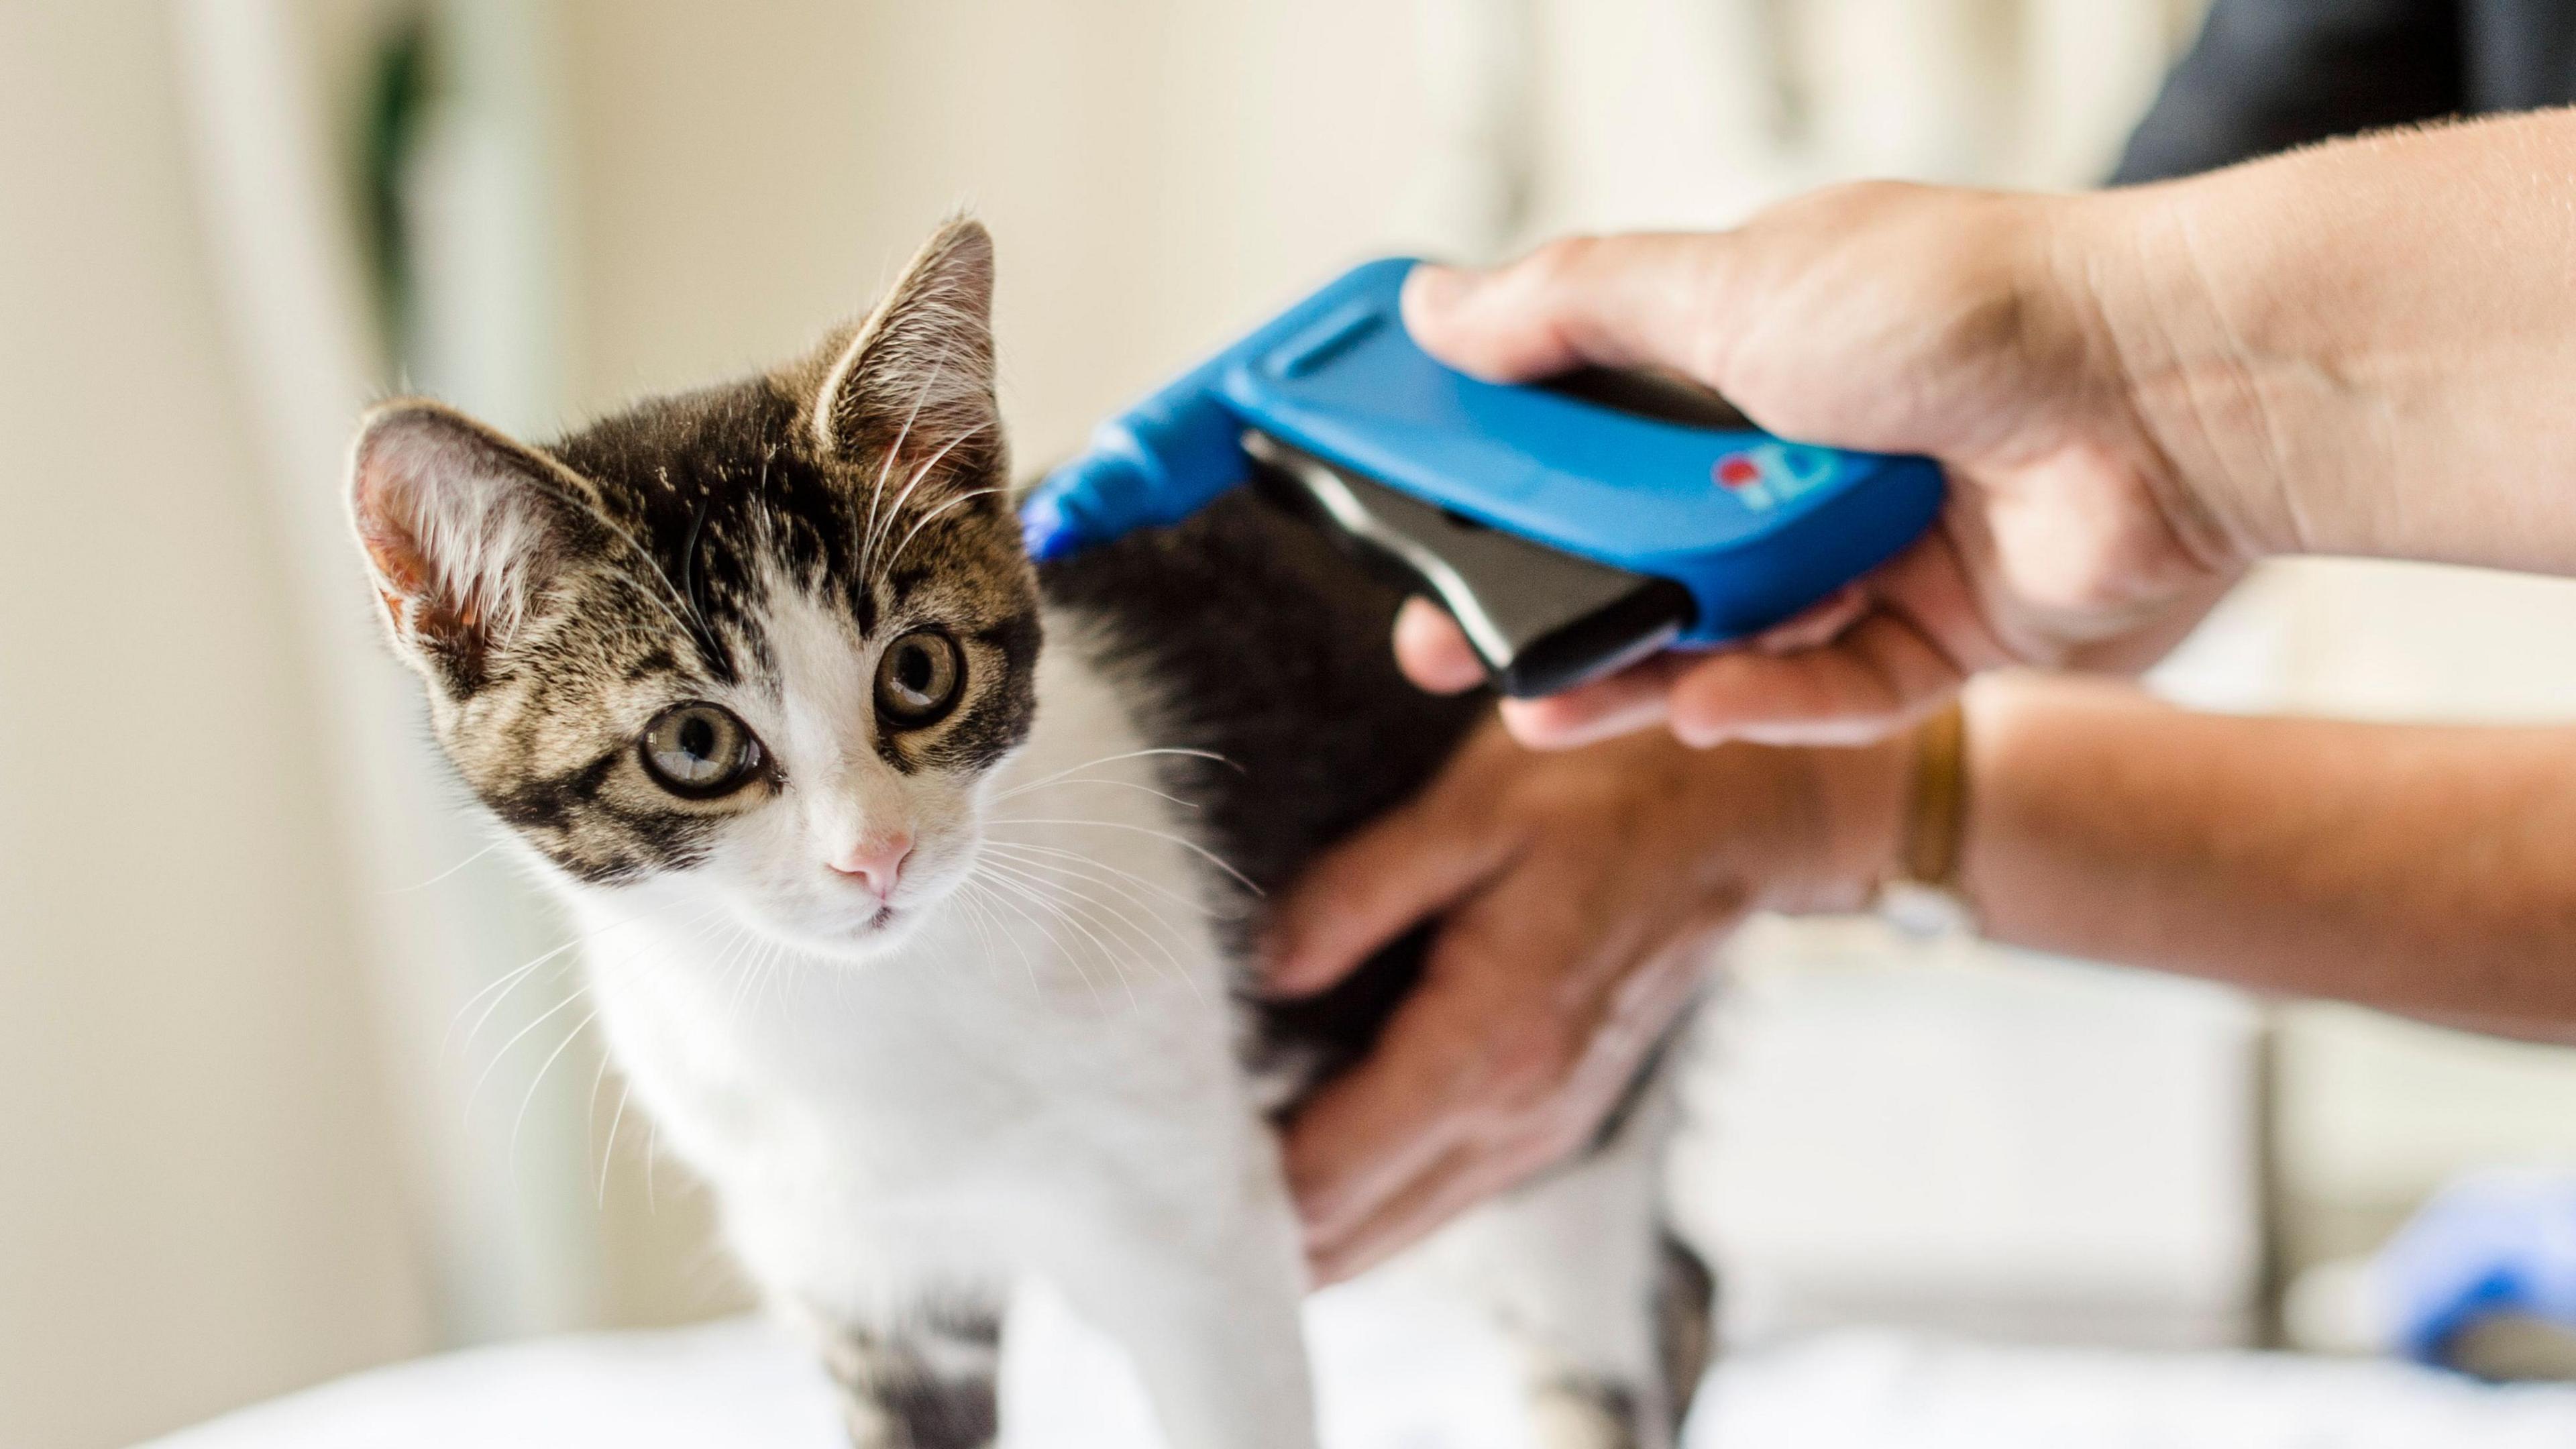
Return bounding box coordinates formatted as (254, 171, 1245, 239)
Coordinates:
(1713, 451, 1777, 511)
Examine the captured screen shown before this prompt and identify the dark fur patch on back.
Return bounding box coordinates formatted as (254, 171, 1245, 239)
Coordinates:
(1038, 486, 1490, 1097)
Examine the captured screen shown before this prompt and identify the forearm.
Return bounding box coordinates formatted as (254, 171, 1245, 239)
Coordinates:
(1955, 675, 2576, 1035)
(2072, 109, 2576, 573)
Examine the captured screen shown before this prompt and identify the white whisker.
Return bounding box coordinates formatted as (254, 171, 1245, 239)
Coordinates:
(866, 420, 991, 588)
(386, 840, 503, 894)
(878, 486, 1002, 582)
(514, 1008, 600, 1158)
(969, 868, 1105, 1010)
(978, 852, 1201, 1005)
(712, 925, 766, 1030)
(986, 816, 1260, 894)
(449, 944, 576, 1054)
(585, 1039, 615, 1195)
(992, 746, 1235, 802)
(979, 847, 1206, 955)
(857, 356, 953, 580)
(953, 881, 1039, 1000)
(993, 775, 1198, 811)
(981, 839, 1212, 915)
(470, 984, 589, 1110)
(449, 900, 721, 1054)
(977, 857, 1150, 1006)
(599, 1076, 636, 1212)
(975, 882, 1053, 1000)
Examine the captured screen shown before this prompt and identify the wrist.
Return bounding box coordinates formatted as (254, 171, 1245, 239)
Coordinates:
(1771, 727, 1912, 916)
(2050, 184, 2298, 568)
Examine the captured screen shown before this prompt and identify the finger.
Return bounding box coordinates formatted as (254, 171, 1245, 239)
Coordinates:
(1401, 235, 1732, 386)
(1281, 977, 1494, 1246)
(1665, 607, 1962, 747)
(1750, 582, 1870, 655)
(1316, 1061, 1685, 1283)
(1307, 941, 1720, 1280)
(1309, 1140, 1523, 1285)
(1290, 900, 1624, 1252)
(1263, 790, 1512, 997)
(1310, 1053, 1645, 1283)
(1866, 520, 2017, 674)
(1391, 598, 1487, 694)
(1493, 653, 1691, 749)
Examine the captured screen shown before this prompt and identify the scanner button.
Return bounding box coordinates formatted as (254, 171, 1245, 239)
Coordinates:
(1271, 303, 1386, 379)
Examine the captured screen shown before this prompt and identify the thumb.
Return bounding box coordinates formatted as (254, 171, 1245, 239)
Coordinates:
(1263, 786, 1510, 998)
(1401, 233, 1733, 386)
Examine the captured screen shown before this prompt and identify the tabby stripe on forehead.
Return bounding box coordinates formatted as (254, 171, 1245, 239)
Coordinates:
(674, 489, 741, 685)
(884, 563, 938, 606)
(620, 647, 682, 683)
(846, 576, 881, 637)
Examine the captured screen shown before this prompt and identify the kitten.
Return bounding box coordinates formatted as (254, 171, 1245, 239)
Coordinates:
(348, 218, 1711, 1449)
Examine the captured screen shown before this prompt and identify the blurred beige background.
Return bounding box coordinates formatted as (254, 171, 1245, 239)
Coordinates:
(10, 3, 2576, 1446)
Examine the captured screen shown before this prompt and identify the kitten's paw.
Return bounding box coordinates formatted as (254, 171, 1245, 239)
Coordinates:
(1529, 1375, 1662, 1449)
(840, 1387, 996, 1449)
(820, 1312, 1002, 1449)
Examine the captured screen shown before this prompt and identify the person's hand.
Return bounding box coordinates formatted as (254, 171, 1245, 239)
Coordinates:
(1395, 182, 2247, 749)
(1262, 717, 1907, 1283)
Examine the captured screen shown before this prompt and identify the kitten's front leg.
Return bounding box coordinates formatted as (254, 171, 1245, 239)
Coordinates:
(1051, 1157, 1318, 1449)
(800, 1301, 1005, 1449)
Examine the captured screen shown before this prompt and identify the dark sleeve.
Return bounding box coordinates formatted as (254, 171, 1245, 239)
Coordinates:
(2462, 1, 2576, 113)
(2112, 0, 2465, 183)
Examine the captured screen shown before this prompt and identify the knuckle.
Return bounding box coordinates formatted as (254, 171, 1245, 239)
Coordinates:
(1491, 1021, 1587, 1106)
(1532, 1111, 1599, 1165)
(1413, 1016, 1505, 1104)
(1432, 924, 1497, 975)
(1520, 234, 1603, 292)
(1794, 177, 1917, 224)
(1833, 176, 1915, 207)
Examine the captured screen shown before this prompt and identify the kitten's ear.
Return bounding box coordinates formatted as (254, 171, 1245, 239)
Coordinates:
(811, 217, 1004, 483)
(348, 400, 598, 692)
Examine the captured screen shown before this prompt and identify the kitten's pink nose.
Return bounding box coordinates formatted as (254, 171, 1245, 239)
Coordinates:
(828, 833, 912, 898)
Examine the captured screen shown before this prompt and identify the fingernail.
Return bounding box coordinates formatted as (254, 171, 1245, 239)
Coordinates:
(1497, 700, 1594, 752)
(1675, 720, 1729, 749)
(1255, 943, 1309, 997)
(1402, 263, 1479, 316)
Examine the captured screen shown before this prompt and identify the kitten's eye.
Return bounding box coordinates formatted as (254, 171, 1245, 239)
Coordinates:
(640, 702, 765, 798)
(875, 628, 964, 729)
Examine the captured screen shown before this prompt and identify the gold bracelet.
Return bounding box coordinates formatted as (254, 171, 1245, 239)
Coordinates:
(1880, 699, 1976, 937)
(1902, 699, 1969, 889)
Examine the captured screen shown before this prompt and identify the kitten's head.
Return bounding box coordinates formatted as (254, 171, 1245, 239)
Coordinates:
(349, 219, 1038, 961)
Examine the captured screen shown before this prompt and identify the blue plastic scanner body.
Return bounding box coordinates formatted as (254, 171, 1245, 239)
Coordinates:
(1022, 258, 1945, 696)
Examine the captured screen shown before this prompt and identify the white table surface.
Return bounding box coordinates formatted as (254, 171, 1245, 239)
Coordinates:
(145, 1274, 2576, 1449)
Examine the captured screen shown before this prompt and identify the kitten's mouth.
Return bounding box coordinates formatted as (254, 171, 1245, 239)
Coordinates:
(869, 905, 897, 931)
